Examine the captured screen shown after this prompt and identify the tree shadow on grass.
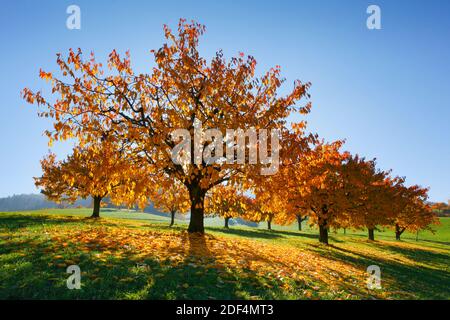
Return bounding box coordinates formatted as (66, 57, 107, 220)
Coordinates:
(207, 227, 284, 240)
(140, 232, 293, 299)
(0, 230, 290, 299)
(0, 227, 395, 299)
(366, 242, 450, 268)
(347, 230, 450, 247)
(207, 226, 343, 243)
(312, 244, 450, 299)
(5, 214, 437, 299)
(0, 214, 82, 231)
(98, 209, 117, 213)
(419, 239, 450, 246)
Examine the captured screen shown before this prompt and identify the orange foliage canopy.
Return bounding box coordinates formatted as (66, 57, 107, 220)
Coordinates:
(23, 19, 312, 233)
(271, 137, 438, 243)
(150, 177, 190, 226)
(391, 183, 438, 239)
(35, 139, 151, 217)
(205, 185, 251, 228)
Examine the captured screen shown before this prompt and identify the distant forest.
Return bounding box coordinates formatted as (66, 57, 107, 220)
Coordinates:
(0, 193, 166, 215)
(0, 194, 92, 212)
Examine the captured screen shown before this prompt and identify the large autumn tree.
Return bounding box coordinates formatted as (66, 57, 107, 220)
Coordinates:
(23, 19, 312, 233)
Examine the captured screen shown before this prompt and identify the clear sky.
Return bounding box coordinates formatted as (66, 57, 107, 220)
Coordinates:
(0, 0, 449, 202)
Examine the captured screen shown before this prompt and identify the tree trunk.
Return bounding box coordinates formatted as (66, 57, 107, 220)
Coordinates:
(267, 216, 272, 230)
(296, 215, 302, 231)
(368, 228, 375, 241)
(319, 223, 329, 245)
(91, 196, 102, 218)
(318, 206, 329, 244)
(169, 210, 175, 227)
(395, 224, 402, 240)
(188, 185, 205, 233)
(224, 217, 230, 229)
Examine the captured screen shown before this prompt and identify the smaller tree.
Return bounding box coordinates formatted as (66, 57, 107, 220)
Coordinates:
(278, 140, 350, 244)
(295, 214, 308, 231)
(151, 178, 190, 227)
(247, 190, 285, 231)
(271, 199, 308, 231)
(431, 202, 449, 213)
(336, 156, 395, 241)
(206, 185, 249, 229)
(35, 140, 145, 218)
(391, 184, 438, 240)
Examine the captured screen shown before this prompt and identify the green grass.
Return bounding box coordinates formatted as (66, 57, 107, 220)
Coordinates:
(20, 208, 450, 242)
(0, 208, 449, 300)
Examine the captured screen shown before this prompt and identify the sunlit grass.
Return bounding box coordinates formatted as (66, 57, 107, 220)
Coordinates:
(0, 209, 448, 299)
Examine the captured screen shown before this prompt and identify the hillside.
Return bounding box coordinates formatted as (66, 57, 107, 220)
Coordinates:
(0, 194, 91, 212)
(0, 194, 164, 216)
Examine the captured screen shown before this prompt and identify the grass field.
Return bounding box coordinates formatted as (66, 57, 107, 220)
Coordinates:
(0, 208, 448, 300)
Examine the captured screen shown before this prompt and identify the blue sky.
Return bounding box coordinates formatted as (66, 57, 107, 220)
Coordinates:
(0, 0, 449, 202)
